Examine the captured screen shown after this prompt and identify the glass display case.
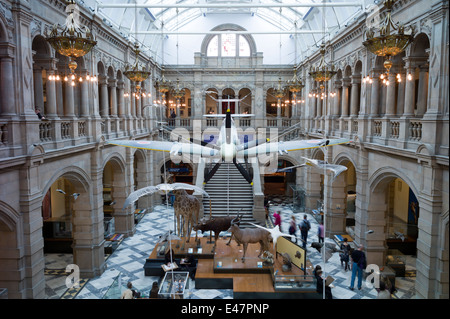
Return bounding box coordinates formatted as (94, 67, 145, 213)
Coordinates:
(386, 253, 406, 277)
(103, 273, 145, 299)
(158, 271, 189, 299)
(272, 272, 317, 292)
(213, 256, 272, 273)
(290, 185, 306, 211)
(43, 216, 72, 238)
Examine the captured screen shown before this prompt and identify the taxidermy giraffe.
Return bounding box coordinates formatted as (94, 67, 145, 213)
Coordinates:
(172, 189, 201, 250)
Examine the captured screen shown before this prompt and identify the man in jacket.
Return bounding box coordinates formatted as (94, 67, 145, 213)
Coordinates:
(349, 244, 366, 290)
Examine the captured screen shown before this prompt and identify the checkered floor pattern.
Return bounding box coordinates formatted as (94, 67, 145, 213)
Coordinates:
(44, 202, 417, 299)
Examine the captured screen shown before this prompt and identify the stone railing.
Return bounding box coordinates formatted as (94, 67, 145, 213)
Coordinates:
(390, 121, 400, 139)
(78, 121, 86, 137)
(0, 123, 9, 146)
(61, 122, 71, 139)
(409, 120, 422, 141)
(373, 120, 382, 137)
(39, 121, 52, 142)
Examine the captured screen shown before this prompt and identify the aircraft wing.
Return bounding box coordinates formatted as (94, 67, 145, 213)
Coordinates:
(237, 138, 351, 157)
(106, 140, 219, 157)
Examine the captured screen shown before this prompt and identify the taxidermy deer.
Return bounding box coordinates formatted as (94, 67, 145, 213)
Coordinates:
(228, 215, 271, 262)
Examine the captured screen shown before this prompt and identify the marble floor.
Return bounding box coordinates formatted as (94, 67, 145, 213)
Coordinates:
(43, 202, 417, 300)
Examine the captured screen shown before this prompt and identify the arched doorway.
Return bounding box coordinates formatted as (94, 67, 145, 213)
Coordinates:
(263, 159, 296, 199)
(366, 173, 419, 274)
(160, 160, 194, 184)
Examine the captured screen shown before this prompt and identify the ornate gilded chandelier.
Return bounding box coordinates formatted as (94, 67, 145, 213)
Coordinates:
(154, 71, 172, 105)
(363, 0, 415, 85)
(286, 68, 305, 104)
(308, 43, 337, 99)
(46, 0, 97, 75)
(171, 79, 185, 102)
(273, 77, 286, 107)
(124, 43, 151, 98)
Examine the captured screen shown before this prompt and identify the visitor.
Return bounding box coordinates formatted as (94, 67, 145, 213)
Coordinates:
(315, 269, 333, 299)
(273, 210, 282, 231)
(376, 281, 391, 299)
(149, 281, 159, 299)
(313, 265, 322, 280)
(317, 221, 324, 243)
(121, 282, 134, 299)
(349, 244, 366, 291)
(35, 108, 45, 120)
(339, 238, 351, 271)
(288, 215, 297, 243)
(299, 214, 311, 249)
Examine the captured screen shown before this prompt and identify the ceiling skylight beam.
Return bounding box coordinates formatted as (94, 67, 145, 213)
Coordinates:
(98, 2, 363, 9)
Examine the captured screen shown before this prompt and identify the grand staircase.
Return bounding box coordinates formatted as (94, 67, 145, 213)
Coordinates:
(202, 162, 258, 227)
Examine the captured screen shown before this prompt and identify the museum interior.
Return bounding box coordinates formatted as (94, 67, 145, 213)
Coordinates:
(0, 0, 448, 300)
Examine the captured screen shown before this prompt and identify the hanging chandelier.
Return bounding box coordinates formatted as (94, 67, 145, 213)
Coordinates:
(286, 68, 305, 104)
(46, 0, 97, 74)
(363, 0, 415, 85)
(154, 71, 172, 105)
(124, 43, 151, 98)
(273, 77, 286, 107)
(308, 43, 337, 98)
(171, 79, 185, 104)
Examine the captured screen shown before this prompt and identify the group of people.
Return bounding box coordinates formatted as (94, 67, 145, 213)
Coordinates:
(273, 210, 392, 299)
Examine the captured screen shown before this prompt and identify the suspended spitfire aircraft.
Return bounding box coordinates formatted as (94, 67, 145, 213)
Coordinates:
(106, 108, 351, 185)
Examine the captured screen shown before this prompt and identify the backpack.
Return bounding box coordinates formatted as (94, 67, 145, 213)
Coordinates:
(300, 220, 311, 231)
(357, 253, 367, 269)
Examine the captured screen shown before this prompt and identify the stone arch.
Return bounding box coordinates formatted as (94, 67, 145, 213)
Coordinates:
(364, 166, 421, 266)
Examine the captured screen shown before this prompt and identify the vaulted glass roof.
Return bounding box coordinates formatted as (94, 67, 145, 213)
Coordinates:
(81, 0, 372, 64)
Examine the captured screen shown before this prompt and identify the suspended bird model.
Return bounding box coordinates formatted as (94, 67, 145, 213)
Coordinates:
(122, 182, 209, 210)
(275, 157, 348, 182)
(107, 108, 351, 185)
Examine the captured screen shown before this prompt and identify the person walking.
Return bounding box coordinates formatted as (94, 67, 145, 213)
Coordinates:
(288, 215, 297, 243)
(349, 244, 366, 291)
(299, 214, 311, 249)
(317, 221, 324, 243)
(339, 238, 351, 271)
(273, 210, 282, 232)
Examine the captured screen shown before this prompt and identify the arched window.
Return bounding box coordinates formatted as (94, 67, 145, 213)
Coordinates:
(206, 33, 251, 57)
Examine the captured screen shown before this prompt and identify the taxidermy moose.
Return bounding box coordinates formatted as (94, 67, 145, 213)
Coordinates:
(193, 215, 241, 250)
(228, 215, 271, 262)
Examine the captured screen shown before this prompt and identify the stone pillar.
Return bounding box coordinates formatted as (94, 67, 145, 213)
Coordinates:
(117, 80, 125, 117)
(385, 73, 397, 116)
(72, 192, 106, 278)
(350, 75, 360, 116)
(80, 72, 89, 117)
(45, 70, 58, 117)
(396, 71, 406, 117)
(305, 169, 322, 214)
(33, 67, 45, 112)
(64, 80, 75, 117)
(0, 56, 16, 115)
(403, 63, 416, 117)
(99, 76, 109, 118)
(341, 79, 350, 117)
(416, 66, 429, 116)
(324, 172, 347, 236)
(109, 79, 117, 117)
(370, 73, 380, 116)
(333, 80, 342, 116)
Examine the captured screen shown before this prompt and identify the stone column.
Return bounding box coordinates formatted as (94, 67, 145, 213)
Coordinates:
(80, 72, 89, 117)
(350, 75, 360, 116)
(109, 79, 117, 117)
(416, 66, 429, 116)
(324, 172, 347, 236)
(33, 67, 45, 112)
(341, 79, 350, 117)
(370, 72, 380, 116)
(99, 76, 109, 118)
(396, 70, 406, 117)
(333, 80, 342, 116)
(0, 53, 15, 115)
(403, 63, 416, 117)
(64, 80, 75, 117)
(385, 73, 397, 116)
(117, 80, 125, 117)
(45, 70, 58, 117)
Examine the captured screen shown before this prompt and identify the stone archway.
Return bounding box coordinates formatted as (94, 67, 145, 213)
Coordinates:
(365, 169, 420, 269)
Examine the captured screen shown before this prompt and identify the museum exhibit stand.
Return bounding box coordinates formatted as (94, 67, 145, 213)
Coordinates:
(144, 234, 321, 299)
